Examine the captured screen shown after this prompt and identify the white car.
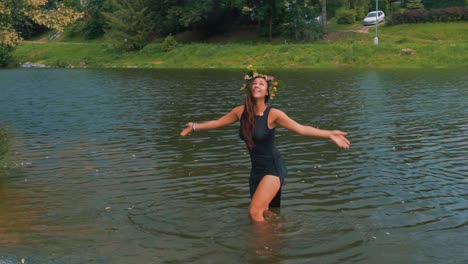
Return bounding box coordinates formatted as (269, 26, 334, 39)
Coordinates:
(363, 11, 385, 26)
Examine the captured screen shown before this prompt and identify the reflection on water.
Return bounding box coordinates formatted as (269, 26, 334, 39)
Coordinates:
(0, 68, 466, 263)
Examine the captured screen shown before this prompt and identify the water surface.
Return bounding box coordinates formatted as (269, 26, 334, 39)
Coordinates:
(0, 68, 467, 263)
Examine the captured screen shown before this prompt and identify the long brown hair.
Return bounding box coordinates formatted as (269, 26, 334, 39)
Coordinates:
(241, 77, 270, 152)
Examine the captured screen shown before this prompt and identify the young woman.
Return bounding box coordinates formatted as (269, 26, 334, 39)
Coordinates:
(180, 67, 350, 222)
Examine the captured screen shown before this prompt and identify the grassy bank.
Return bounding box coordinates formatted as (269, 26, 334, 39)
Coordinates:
(12, 22, 468, 69)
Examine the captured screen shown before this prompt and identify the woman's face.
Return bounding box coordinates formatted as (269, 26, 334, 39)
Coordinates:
(250, 77, 268, 99)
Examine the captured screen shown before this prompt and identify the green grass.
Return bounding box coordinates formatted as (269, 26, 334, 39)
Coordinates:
(12, 22, 468, 69)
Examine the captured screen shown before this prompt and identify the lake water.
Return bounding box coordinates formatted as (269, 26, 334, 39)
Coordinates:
(0, 68, 466, 264)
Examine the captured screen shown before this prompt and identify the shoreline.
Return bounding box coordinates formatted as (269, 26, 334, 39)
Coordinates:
(10, 22, 468, 69)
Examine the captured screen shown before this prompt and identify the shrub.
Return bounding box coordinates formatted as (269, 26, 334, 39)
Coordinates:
(0, 45, 14, 67)
(388, 7, 467, 24)
(0, 124, 11, 166)
(354, 6, 367, 21)
(161, 35, 177, 52)
(336, 8, 356, 24)
(407, 0, 425, 9)
(423, 0, 465, 9)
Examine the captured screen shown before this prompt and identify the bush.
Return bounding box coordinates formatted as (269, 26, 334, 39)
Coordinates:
(388, 7, 467, 24)
(406, 0, 425, 9)
(0, 124, 11, 166)
(336, 8, 356, 24)
(161, 35, 177, 52)
(0, 45, 14, 67)
(423, 0, 465, 9)
(354, 6, 367, 21)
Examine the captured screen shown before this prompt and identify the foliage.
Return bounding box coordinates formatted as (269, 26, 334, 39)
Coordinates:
(248, 0, 285, 40)
(81, 0, 113, 39)
(0, 44, 14, 66)
(368, 0, 388, 14)
(336, 8, 356, 24)
(423, 0, 465, 9)
(388, 7, 467, 24)
(104, 0, 155, 51)
(326, 0, 350, 17)
(161, 35, 177, 52)
(406, 0, 424, 9)
(353, 6, 368, 20)
(282, 0, 324, 41)
(12, 22, 468, 68)
(0, 0, 82, 67)
(0, 124, 12, 167)
(23, 0, 83, 32)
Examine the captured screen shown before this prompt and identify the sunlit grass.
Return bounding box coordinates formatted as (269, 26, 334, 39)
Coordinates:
(12, 22, 468, 69)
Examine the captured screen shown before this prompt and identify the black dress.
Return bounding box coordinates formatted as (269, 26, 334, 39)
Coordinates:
(240, 106, 288, 208)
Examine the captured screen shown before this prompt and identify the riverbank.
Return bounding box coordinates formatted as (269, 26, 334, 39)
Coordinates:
(12, 22, 468, 69)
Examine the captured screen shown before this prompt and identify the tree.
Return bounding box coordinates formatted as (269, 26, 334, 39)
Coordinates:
(406, 0, 424, 9)
(246, 0, 284, 41)
(423, 0, 464, 9)
(284, 0, 325, 41)
(81, 0, 113, 39)
(322, 0, 327, 25)
(104, 0, 155, 51)
(0, 0, 82, 66)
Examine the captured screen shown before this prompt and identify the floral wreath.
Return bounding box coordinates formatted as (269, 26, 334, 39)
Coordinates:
(240, 65, 284, 99)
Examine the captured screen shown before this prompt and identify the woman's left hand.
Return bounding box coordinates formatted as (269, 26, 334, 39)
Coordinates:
(329, 130, 351, 149)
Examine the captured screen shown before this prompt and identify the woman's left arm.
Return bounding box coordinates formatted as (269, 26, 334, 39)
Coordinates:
(272, 109, 351, 149)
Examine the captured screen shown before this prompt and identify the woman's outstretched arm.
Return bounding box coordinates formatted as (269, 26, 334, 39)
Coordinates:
(272, 109, 351, 149)
(180, 105, 244, 136)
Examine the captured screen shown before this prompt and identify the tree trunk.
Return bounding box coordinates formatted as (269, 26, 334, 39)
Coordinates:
(269, 15, 272, 41)
(322, 0, 327, 26)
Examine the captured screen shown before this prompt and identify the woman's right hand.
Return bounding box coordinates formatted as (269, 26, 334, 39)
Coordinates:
(180, 122, 193, 137)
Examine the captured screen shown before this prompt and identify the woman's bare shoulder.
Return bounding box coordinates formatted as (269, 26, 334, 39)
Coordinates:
(269, 107, 286, 116)
(232, 105, 245, 118)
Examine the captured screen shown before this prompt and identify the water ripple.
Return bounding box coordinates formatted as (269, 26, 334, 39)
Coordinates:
(0, 69, 466, 263)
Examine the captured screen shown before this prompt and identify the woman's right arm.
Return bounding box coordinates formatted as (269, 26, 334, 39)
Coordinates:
(179, 105, 244, 136)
